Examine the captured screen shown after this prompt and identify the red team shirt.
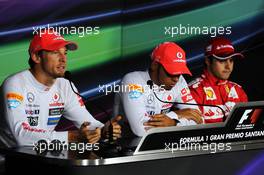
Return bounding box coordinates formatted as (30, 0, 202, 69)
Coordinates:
(189, 70, 248, 123)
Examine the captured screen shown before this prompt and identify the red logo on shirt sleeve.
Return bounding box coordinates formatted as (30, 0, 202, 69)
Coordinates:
(77, 95, 84, 106)
(181, 94, 193, 103)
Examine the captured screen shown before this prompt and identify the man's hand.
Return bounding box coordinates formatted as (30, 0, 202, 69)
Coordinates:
(102, 115, 122, 140)
(143, 114, 176, 127)
(175, 108, 203, 124)
(79, 122, 101, 144)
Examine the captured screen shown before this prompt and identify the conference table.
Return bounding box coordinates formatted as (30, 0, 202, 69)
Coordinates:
(2, 136, 264, 175)
(2, 101, 264, 175)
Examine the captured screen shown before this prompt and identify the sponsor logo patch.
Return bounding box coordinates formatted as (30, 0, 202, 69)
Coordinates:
(49, 102, 64, 107)
(49, 93, 64, 107)
(49, 108, 64, 116)
(167, 95, 173, 101)
(181, 88, 188, 96)
(128, 84, 144, 99)
(228, 87, 239, 99)
(161, 108, 170, 114)
(204, 87, 216, 100)
(7, 92, 24, 109)
(77, 95, 84, 106)
(47, 117, 61, 125)
(22, 122, 46, 133)
(162, 103, 172, 108)
(129, 91, 143, 99)
(147, 94, 154, 104)
(182, 94, 193, 103)
(27, 116, 39, 126)
(180, 88, 193, 102)
(52, 93, 60, 102)
(25, 109, 40, 115)
(147, 111, 155, 116)
(7, 93, 23, 101)
(7, 99, 21, 109)
(26, 104, 40, 108)
(128, 84, 144, 93)
(27, 92, 35, 103)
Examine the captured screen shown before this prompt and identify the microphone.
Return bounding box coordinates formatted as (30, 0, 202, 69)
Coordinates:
(146, 80, 227, 121)
(64, 71, 114, 144)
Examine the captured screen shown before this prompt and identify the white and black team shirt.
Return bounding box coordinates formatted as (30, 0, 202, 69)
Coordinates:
(0, 70, 104, 146)
(114, 71, 199, 137)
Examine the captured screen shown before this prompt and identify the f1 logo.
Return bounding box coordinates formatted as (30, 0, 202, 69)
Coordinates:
(238, 109, 253, 124)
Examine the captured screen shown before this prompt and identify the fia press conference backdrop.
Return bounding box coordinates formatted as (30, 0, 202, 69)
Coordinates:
(0, 0, 264, 174)
(0, 0, 263, 100)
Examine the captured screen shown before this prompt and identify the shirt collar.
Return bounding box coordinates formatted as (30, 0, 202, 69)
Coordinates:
(26, 70, 54, 92)
(202, 69, 227, 85)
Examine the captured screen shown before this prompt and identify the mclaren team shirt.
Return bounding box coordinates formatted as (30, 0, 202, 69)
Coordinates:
(114, 71, 199, 137)
(0, 70, 104, 146)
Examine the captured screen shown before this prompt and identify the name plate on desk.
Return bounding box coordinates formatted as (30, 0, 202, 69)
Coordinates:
(134, 101, 264, 156)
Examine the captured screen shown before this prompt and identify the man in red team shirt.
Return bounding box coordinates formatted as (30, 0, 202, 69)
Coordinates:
(189, 37, 248, 123)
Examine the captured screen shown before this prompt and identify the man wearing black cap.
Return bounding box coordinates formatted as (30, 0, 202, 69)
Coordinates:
(114, 42, 202, 137)
(189, 37, 248, 123)
(0, 29, 121, 147)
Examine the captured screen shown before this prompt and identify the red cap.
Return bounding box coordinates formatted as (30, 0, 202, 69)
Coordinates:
(151, 42, 192, 76)
(205, 37, 244, 60)
(29, 29, 78, 53)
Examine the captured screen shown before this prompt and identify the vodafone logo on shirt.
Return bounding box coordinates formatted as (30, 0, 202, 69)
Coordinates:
(52, 93, 60, 102)
(163, 94, 173, 102)
(49, 93, 64, 107)
(167, 95, 172, 101)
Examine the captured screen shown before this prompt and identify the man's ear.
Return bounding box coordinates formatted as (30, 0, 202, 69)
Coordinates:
(31, 52, 41, 64)
(150, 61, 159, 72)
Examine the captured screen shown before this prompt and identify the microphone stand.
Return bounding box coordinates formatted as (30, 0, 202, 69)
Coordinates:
(64, 71, 116, 145)
(147, 80, 227, 121)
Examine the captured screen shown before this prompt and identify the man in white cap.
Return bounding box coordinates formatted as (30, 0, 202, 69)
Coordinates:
(114, 42, 202, 137)
(189, 37, 248, 123)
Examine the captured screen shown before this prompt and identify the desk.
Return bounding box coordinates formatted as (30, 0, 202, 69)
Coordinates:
(2, 139, 264, 175)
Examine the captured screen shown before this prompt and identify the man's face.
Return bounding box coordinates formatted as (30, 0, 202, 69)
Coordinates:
(39, 47, 67, 78)
(207, 57, 234, 80)
(157, 65, 180, 90)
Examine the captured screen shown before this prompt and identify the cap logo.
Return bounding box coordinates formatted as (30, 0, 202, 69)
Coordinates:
(173, 59, 185, 63)
(53, 36, 65, 41)
(216, 45, 233, 50)
(173, 52, 185, 63)
(176, 52, 183, 59)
